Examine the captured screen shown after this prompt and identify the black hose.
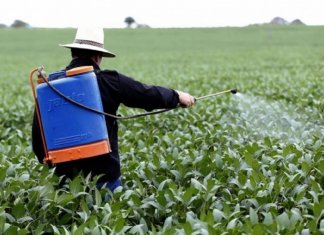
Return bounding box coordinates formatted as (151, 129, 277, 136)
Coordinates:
(37, 69, 237, 120)
(39, 72, 177, 120)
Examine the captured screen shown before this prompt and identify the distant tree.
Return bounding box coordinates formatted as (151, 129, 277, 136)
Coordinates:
(11, 20, 29, 28)
(0, 23, 7, 28)
(124, 17, 136, 28)
(270, 17, 288, 25)
(290, 19, 306, 25)
(136, 23, 150, 29)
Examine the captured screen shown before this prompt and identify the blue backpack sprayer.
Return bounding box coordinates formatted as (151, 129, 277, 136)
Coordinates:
(30, 66, 237, 164)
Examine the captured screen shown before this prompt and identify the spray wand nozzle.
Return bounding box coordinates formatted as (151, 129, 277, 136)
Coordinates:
(230, 89, 238, 94)
(194, 88, 238, 101)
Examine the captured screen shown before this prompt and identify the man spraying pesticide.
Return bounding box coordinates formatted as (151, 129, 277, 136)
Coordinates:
(30, 27, 236, 192)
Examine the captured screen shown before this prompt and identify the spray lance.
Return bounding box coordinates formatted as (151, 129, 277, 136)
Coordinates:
(31, 66, 238, 120)
(195, 89, 237, 101)
(119, 88, 239, 119)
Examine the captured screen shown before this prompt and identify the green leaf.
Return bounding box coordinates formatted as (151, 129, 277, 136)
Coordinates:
(290, 208, 302, 225)
(4, 225, 19, 235)
(18, 173, 29, 182)
(277, 212, 291, 229)
(251, 224, 266, 235)
(128, 224, 145, 235)
(244, 152, 260, 170)
(101, 214, 111, 225)
(213, 209, 225, 222)
(5, 213, 16, 223)
(183, 222, 193, 235)
(12, 203, 26, 219)
(56, 194, 75, 205)
(72, 224, 86, 235)
(92, 226, 101, 235)
(51, 225, 60, 235)
(114, 218, 125, 233)
(320, 219, 324, 232)
(95, 188, 102, 206)
(0, 168, 6, 182)
(69, 177, 82, 196)
(162, 216, 173, 231)
(215, 154, 223, 168)
(182, 187, 197, 202)
(191, 178, 205, 191)
(262, 212, 273, 226)
(17, 216, 33, 224)
(264, 137, 272, 147)
(249, 207, 258, 225)
(227, 218, 238, 229)
(318, 160, 324, 172)
(77, 211, 88, 222)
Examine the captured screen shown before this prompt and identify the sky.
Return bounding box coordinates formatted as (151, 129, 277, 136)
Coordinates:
(0, 0, 323, 28)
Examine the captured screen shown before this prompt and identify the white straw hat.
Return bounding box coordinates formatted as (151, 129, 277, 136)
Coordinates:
(60, 27, 116, 57)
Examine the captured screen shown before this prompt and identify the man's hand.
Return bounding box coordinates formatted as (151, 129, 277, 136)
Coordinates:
(176, 90, 195, 108)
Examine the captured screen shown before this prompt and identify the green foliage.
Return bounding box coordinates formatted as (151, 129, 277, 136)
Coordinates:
(0, 26, 323, 234)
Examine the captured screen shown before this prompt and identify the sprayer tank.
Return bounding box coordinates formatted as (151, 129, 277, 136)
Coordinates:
(36, 66, 110, 161)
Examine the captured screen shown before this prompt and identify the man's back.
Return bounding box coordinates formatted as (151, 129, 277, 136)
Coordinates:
(32, 57, 180, 184)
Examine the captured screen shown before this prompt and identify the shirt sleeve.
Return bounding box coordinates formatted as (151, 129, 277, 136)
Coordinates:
(118, 73, 180, 111)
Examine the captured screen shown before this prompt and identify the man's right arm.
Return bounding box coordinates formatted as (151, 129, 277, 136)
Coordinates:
(117, 73, 195, 110)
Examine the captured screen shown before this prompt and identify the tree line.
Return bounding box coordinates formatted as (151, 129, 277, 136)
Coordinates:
(0, 17, 148, 29)
(0, 19, 30, 28)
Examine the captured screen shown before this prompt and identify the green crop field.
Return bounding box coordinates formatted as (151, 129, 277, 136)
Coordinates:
(0, 26, 323, 234)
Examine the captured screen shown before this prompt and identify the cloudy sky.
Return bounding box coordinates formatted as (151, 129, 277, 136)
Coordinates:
(1, 0, 323, 28)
